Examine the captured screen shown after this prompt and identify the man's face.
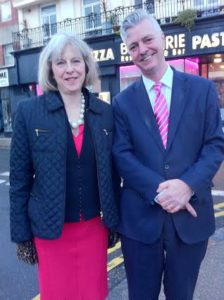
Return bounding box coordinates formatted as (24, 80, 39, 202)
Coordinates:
(124, 18, 167, 80)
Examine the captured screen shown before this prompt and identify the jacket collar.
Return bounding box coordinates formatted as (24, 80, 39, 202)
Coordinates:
(133, 78, 165, 151)
(166, 68, 187, 151)
(84, 88, 104, 115)
(45, 91, 64, 112)
(132, 69, 188, 152)
(45, 88, 104, 114)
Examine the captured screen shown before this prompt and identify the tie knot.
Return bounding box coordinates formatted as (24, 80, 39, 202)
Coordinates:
(153, 82, 162, 93)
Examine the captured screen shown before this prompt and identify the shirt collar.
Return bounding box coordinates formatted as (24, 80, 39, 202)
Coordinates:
(142, 65, 173, 91)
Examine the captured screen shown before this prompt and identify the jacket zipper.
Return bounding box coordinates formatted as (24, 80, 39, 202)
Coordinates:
(63, 115, 67, 224)
(88, 115, 104, 221)
(34, 128, 49, 136)
(103, 129, 109, 135)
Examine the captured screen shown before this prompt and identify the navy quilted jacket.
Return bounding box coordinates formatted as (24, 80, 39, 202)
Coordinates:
(10, 89, 119, 243)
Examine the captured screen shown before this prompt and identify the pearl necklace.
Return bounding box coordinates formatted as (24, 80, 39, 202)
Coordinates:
(68, 93, 85, 129)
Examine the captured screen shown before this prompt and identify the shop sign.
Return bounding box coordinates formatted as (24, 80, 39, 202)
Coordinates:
(120, 43, 132, 62)
(118, 29, 224, 61)
(92, 48, 115, 62)
(165, 31, 224, 57)
(192, 32, 224, 50)
(89, 26, 224, 66)
(165, 33, 186, 57)
(0, 69, 9, 87)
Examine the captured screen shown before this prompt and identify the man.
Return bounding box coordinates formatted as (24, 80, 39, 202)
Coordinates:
(112, 9, 224, 300)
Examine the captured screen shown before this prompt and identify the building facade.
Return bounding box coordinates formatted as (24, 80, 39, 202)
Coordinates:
(1, 0, 224, 135)
(0, 0, 19, 135)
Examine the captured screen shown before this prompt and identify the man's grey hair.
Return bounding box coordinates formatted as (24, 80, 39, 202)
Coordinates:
(38, 32, 99, 92)
(120, 9, 162, 42)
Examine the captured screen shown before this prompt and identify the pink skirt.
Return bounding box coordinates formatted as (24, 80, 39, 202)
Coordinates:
(34, 217, 108, 300)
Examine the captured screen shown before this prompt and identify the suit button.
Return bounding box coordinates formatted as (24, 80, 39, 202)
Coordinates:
(164, 164, 170, 170)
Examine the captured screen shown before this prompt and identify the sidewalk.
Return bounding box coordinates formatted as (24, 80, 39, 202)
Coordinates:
(108, 227, 224, 300)
(1, 137, 224, 300)
(0, 136, 11, 149)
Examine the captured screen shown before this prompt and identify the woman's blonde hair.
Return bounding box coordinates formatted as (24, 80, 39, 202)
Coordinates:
(38, 32, 99, 92)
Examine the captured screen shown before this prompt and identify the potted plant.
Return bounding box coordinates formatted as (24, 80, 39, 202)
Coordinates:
(110, 13, 120, 33)
(175, 9, 197, 31)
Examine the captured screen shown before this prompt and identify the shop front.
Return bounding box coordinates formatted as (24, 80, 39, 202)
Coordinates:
(0, 63, 35, 135)
(7, 15, 224, 137)
(0, 69, 11, 135)
(91, 19, 224, 119)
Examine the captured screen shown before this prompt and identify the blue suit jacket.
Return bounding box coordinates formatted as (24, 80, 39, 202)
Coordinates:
(113, 69, 224, 244)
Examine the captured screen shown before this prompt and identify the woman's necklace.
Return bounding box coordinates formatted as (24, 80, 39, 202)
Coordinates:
(68, 93, 85, 130)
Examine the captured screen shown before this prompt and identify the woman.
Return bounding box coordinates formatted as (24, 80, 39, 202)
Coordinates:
(10, 32, 119, 300)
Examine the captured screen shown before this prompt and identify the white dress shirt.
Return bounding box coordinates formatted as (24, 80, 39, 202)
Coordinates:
(142, 65, 174, 113)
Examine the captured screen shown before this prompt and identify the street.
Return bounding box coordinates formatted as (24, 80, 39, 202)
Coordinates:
(0, 148, 224, 300)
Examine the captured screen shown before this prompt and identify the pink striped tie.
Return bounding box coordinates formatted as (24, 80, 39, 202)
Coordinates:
(153, 83, 169, 148)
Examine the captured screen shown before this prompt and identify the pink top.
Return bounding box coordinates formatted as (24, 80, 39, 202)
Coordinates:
(72, 124, 84, 157)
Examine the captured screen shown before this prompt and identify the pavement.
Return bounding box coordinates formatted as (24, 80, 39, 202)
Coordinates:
(1, 137, 224, 300)
(0, 136, 11, 149)
(108, 227, 224, 300)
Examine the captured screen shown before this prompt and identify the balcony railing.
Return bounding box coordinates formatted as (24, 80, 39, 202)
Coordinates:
(12, 0, 224, 51)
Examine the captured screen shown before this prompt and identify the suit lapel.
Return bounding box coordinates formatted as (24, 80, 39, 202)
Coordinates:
(166, 70, 188, 151)
(132, 78, 165, 151)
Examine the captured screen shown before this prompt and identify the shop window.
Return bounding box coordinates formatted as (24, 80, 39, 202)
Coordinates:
(98, 92, 111, 104)
(0, 1, 11, 22)
(206, 62, 224, 121)
(168, 59, 185, 72)
(208, 62, 224, 81)
(1, 88, 12, 133)
(119, 58, 200, 92)
(36, 84, 43, 96)
(201, 64, 208, 78)
(120, 65, 141, 91)
(214, 80, 224, 123)
(166, 58, 199, 75)
(3, 44, 14, 66)
(210, 66, 224, 108)
(184, 58, 199, 75)
(216, 81, 224, 108)
(0, 100, 3, 132)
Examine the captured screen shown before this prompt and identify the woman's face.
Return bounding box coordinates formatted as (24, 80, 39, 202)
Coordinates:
(51, 44, 86, 95)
